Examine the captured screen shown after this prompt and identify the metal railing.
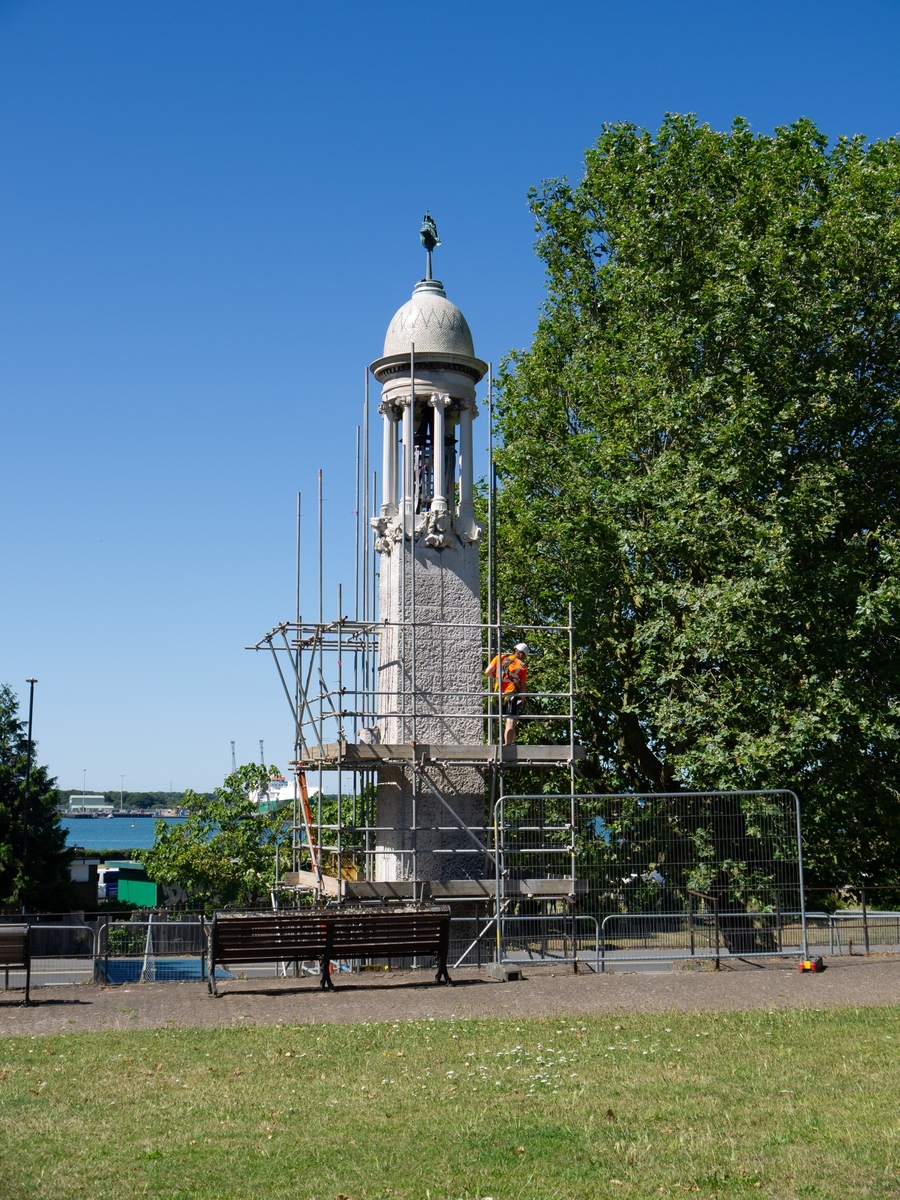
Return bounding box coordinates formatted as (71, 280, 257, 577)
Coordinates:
(597, 910, 808, 971)
(5, 907, 900, 995)
(496, 914, 600, 971)
(1, 924, 97, 992)
(96, 916, 207, 983)
(805, 911, 900, 956)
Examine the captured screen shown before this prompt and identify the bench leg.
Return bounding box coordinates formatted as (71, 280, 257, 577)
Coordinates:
(208, 964, 218, 997)
(320, 958, 335, 991)
(21, 964, 31, 1007)
(434, 958, 453, 986)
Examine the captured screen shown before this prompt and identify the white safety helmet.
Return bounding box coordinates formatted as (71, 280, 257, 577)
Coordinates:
(514, 642, 530, 656)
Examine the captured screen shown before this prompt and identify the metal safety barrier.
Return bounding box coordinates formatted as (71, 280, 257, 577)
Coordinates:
(97, 916, 207, 983)
(597, 910, 808, 970)
(447, 913, 601, 972)
(809, 911, 900, 956)
(1, 924, 97, 993)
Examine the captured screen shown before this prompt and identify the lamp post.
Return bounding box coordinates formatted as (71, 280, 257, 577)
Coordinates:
(21, 678, 37, 915)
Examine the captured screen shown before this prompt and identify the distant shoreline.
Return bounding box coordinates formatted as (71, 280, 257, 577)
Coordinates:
(63, 810, 184, 819)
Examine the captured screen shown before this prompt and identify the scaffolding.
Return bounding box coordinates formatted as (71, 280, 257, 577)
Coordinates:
(247, 602, 808, 968)
(247, 607, 584, 901)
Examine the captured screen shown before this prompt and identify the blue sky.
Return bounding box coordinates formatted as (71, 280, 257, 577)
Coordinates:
(3, 0, 900, 791)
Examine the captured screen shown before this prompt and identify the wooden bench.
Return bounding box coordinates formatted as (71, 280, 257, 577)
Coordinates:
(0, 925, 31, 1005)
(207, 906, 452, 996)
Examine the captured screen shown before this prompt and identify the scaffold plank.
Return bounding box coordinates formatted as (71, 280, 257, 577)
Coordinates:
(292, 742, 585, 767)
(275, 877, 586, 901)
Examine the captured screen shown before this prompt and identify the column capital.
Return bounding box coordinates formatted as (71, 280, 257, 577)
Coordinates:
(378, 400, 400, 418)
(429, 391, 453, 410)
(458, 396, 479, 417)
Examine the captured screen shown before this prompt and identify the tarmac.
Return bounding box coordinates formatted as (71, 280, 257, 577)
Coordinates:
(1, 954, 898, 1035)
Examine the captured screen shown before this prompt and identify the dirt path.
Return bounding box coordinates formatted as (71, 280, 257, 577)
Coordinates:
(1, 955, 897, 1035)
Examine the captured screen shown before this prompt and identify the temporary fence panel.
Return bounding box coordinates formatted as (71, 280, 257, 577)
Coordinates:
(449, 913, 600, 971)
(493, 789, 806, 967)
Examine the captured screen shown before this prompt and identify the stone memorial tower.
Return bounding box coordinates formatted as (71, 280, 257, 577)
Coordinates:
(369, 217, 488, 882)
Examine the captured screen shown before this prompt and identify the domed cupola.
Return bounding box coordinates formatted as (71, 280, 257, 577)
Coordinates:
(371, 214, 487, 403)
(382, 278, 476, 359)
(370, 215, 485, 549)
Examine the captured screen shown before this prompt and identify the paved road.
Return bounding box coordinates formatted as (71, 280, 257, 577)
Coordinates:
(2, 953, 899, 1035)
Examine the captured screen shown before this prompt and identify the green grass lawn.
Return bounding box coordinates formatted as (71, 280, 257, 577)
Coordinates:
(1, 1007, 899, 1199)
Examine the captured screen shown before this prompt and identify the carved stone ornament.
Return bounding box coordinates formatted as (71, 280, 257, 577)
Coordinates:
(423, 507, 455, 550)
(378, 400, 400, 418)
(372, 510, 469, 553)
(455, 515, 484, 545)
(370, 514, 403, 554)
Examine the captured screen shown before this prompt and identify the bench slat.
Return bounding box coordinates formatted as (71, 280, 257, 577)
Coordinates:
(0, 926, 29, 967)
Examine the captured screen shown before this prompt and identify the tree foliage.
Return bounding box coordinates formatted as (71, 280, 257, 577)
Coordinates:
(494, 115, 900, 884)
(0, 683, 71, 910)
(142, 764, 291, 911)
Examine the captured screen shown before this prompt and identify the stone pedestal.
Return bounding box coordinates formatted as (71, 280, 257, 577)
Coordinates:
(374, 764, 485, 882)
(373, 535, 484, 881)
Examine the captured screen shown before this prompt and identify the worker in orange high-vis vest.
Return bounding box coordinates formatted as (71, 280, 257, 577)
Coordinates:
(486, 643, 530, 745)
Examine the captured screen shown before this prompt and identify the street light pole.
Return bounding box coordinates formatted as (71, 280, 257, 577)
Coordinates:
(21, 678, 37, 915)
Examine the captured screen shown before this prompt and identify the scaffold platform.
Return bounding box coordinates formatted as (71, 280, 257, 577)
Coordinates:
(292, 741, 586, 769)
(280, 873, 589, 901)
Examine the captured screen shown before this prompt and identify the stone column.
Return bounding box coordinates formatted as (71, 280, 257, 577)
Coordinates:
(401, 396, 414, 523)
(429, 392, 452, 512)
(379, 402, 398, 516)
(457, 397, 476, 519)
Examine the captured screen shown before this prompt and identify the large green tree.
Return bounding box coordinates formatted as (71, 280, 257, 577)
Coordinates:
(143, 764, 292, 911)
(494, 115, 900, 885)
(0, 684, 71, 910)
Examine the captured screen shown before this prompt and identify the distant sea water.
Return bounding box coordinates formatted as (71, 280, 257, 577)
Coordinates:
(61, 816, 186, 853)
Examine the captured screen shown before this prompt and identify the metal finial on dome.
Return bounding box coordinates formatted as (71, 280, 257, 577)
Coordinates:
(420, 212, 440, 280)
